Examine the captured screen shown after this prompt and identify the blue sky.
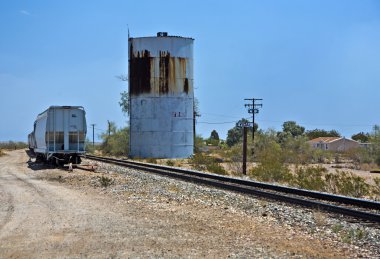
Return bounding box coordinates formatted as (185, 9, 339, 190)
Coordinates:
(1, 0, 379, 142)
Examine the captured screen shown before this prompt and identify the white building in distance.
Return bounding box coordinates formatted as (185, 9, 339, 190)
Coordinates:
(308, 137, 360, 152)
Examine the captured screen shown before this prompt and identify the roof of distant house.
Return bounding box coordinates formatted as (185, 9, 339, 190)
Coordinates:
(308, 137, 341, 143)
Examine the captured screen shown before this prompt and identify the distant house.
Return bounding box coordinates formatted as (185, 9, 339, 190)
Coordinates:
(308, 137, 360, 152)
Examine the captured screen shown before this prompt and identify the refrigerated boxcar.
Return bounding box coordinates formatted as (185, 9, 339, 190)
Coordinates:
(29, 106, 87, 165)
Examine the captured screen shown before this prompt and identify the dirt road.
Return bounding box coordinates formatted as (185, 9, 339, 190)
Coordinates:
(0, 151, 147, 258)
(0, 150, 377, 258)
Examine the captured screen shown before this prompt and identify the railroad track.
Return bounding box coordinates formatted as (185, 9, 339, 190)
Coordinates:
(83, 154, 380, 224)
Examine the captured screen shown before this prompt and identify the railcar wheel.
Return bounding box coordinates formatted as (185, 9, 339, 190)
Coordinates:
(70, 156, 81, 165)
(35, 154, 44, 163)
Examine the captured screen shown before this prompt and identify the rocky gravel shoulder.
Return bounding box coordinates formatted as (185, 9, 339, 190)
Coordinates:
(29, 157, 380, 258)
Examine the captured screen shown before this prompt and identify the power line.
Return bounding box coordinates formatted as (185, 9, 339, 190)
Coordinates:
(198, 117, 251, 125)
(255, 120, 377, 128)
(198, 120, 238, 125)
(87, 127, 105, 132)
(201, 113, 243, 119)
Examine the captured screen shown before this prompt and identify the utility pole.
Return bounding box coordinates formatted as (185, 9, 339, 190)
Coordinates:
(244, 98, 263, 142)
(106, 120, 111, 149)
(107, 120, 111, 137)
(90, 124, 96, 147)
(242, 98, 263, 174)
(242, 126, 248, 175)
(193, 111, 196, 153)
(193, 110, 201, 153)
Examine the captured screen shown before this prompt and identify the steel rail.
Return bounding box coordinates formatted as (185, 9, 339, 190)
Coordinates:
(84, 155, 380, 223)
(85, 155, 380, 210)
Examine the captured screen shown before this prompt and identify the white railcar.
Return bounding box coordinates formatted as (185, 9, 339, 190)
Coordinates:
(30, 106, 87, 164)
(28, 132, 36, 150)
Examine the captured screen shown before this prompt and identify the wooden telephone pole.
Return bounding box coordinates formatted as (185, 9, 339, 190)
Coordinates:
(242, 98, 263, 175)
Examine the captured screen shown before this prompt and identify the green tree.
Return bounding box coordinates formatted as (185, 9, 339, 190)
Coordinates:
(100, 121, 129, 156)
(282, 135, 313, 164)
(226, 127, 241, 147)
(117, 74, 130, 116)
(206, 130, 220, 146)
(119, 91, 129, 116)
(210, 130, 219, 141)
(369, 125, 380, 165)
(351, 132, 370, 143)
(305, 129, 341, 140)
(226, 118, 253, 147)
(254, 129, 279, 152)
(282, 121, 305, 137)
(276, 121, 303, 146)
(107, 127, 129, 156)
(276, 131, 293, 146)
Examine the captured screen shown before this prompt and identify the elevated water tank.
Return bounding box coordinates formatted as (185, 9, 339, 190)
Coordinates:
(129, 33, 194, 158)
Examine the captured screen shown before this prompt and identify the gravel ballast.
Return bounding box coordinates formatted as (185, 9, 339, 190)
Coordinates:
(87, 160, 380, 258)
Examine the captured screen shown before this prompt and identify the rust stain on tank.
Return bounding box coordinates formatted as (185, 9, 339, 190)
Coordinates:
(159, 51, 170, 94)
(130, 47, 192, 96)
(184, 78, 189, 94)
(129, 45, 152, 96)
(167, 56, 188, 94)
(178, 58, 187, 94)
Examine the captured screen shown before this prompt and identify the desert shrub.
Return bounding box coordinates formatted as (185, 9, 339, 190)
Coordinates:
(344, 147, 372, 166)
(206, 163, 227, 175)
(85, 139, 96, 154)
(189, 153, 226, 175)
(99, 176, 113, 187)
(146, 158, 157, 164)
(325, 171, 370, 198)
(250, 162, 292, 183)
(341, 228, 368, 243)
(190, 153, 210, 171)
(0, 149, 4, 156)
(249, 141, 292, 183)
(100, 125, 129, 156)
(311, 148, 333, 163)
(361, 125, 380, 165)
(292, 166, 327, 191)
(313, 211, 327, 226)
(0, 141, 28, 150)
(254, 129, 278, 154)
(281, 136, 314, 164)
(332, 224, 343, 234)
(324, 173, 340, 194)
(194, 135, 206, 153)
(372, 178, 380, 197)
(206, 138, 220, 146)
(166, 160, 175, 166)
(224, 144, 243, 174)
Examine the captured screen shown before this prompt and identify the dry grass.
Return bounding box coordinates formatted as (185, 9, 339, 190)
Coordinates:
(167, 184, 180, 193)
(0, 149, 5, 157)
(313, 211, 327, 226)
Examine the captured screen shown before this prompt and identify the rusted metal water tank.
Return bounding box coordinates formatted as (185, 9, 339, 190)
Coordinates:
(128, 33, 194, 158)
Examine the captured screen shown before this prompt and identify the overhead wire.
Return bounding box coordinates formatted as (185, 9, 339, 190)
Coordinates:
(197, 115, 377, 129)
(198, 117, 251, 125)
